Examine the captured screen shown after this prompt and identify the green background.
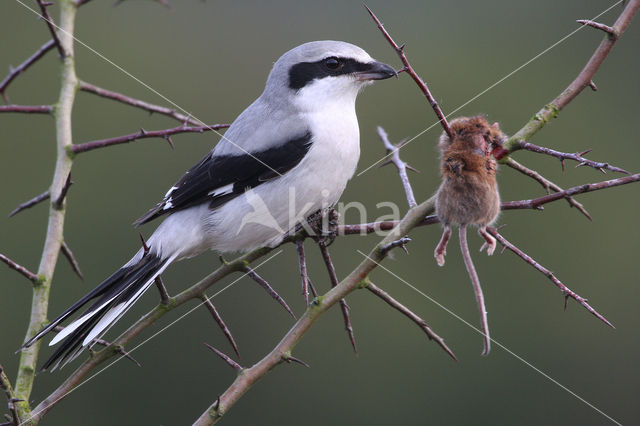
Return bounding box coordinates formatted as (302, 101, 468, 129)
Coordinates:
(1, 1, 638, 425)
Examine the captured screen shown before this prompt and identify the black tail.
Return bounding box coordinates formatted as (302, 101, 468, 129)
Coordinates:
(21, 253, 168, 371)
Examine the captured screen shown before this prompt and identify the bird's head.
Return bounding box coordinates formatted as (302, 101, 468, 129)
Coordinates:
(263, 40, 396, 111)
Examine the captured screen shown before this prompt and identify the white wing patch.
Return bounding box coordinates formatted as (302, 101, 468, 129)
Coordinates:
(164, 186, 178, 198)
(208, 183, 234, 197)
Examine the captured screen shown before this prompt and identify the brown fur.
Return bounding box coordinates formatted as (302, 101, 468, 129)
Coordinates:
(436, 116, 501, 228)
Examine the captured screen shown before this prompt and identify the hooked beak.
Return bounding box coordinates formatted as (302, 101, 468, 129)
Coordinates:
(355, 61, 397, 81)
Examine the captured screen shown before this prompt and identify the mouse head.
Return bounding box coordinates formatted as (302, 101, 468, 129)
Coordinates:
(439, 116, 506, 157)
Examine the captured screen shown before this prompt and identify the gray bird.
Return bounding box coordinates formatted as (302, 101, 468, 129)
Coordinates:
(21, 40, 396, 370)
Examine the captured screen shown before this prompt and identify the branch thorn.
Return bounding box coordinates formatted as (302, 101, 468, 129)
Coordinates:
(204, 343, 242, 372)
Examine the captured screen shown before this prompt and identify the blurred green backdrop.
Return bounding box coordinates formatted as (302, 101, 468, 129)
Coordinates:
(1, 0, 639, 425)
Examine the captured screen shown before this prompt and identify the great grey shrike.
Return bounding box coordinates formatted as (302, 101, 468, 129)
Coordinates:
(21, 40, 396, 370)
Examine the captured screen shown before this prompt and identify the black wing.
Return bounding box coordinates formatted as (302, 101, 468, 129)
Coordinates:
(134, 131, 312, 227)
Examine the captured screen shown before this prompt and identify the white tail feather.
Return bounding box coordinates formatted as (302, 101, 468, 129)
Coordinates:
(82, 254, 177, 347)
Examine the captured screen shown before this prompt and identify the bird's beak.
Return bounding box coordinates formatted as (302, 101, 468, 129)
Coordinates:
(355, 61, 397, 81)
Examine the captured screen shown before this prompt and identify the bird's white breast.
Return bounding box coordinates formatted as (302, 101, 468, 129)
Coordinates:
(207, 102, 361, 253)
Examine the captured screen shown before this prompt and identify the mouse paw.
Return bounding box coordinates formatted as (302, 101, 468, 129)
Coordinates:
(478, 227, 496, 256)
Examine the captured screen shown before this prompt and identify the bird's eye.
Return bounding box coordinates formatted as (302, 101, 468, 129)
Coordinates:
(324, 57, 342, 70)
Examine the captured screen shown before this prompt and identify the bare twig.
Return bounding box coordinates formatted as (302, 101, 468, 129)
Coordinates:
(379, 237, 411, 256)
(0, 105, 52, 114)
(363, 280, 457, 360)
(501, 173, 640, 211)
(0, 365, 20, 426)
(70, 124, 229, 154)
(60, 241, 84, 280)
(295, 240, 311, 307)
(200, 295, 240, 358)
(505, 158, 592, 220)
(0, 39, 55, 102)
(0, 253, 38, 283)
(503, 0, 640, 152)
(8, 191, 50, 218)
(516, 141, 628, 174)
(317, 241, 357, 354)
(241, 266, 296, 319)
(486, 228, 613, 327)
(154, 276, 170, 305)
(55, 326, 143, 367)
(576, 19, 618, 38)
(35, 0, 66, 57)
(78, 81, 211, 126)
(365, 5, 453, 139)
(204, 343, 242, 372)
(376, 127, 418, 208)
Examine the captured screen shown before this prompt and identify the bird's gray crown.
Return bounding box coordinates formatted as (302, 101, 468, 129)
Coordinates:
(263, 41, 375, 94)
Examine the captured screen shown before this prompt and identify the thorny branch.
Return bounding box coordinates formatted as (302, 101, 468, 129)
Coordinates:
(35, 0, 66, 58)
(501, 173, 640, 211)
(0, 40, 55, 102)
(505, 158, 591, 220)
(60, 241, 83, 280)
(0, 365, 20, 426)
(0, 105, 52, 114)
(199, 295, 240, 358)
(70, 124, 230, 154)
(317, 241, 358, 354)
(78, 81, 207, 126)
(204, 344, 242, 372)
(0, 254, 38, 283)
(365, 5, 453, 139)
(362, 280, 456, 361)
(515, 141, 629, 174)
(295, 241, 311, 307)
(376, 126, 418, 208)
(8, 191, 50, 218)
(241, 266, 296, 320)
(486, 228, 613, 327)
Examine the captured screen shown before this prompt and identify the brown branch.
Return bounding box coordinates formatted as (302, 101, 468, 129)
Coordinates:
(204, 343, 242, 372)
(0, 39, 56, 102)
(516, 141, 629, 174)
(154, 276, 170, 305)
(363, 281, 457, 361)
(241, 266, 296, 319)
(78, 81, 208, 126)
(379, 237, 411, 256)
(200, 294, 240, 359)
(8, 191, 50, 218)
(576, 19, 618, 38)
(365, 5, 453, 139)
(0, 253, 38, 283)
(317, 241, 357, 354)
(35, 0, 66, 57)
(295, 240, 311, 307)
(376, 126, 418, 208)
(0, 105, 52, 114)
(70, 124, 229, 154)
(60, 241, 84, 280)
(0, 365, 21, 426)
(504, 0, 640, 152)
(486, 228, 613, 328)
(501, 173, 640, 211)
(505, 158, 592, 220)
